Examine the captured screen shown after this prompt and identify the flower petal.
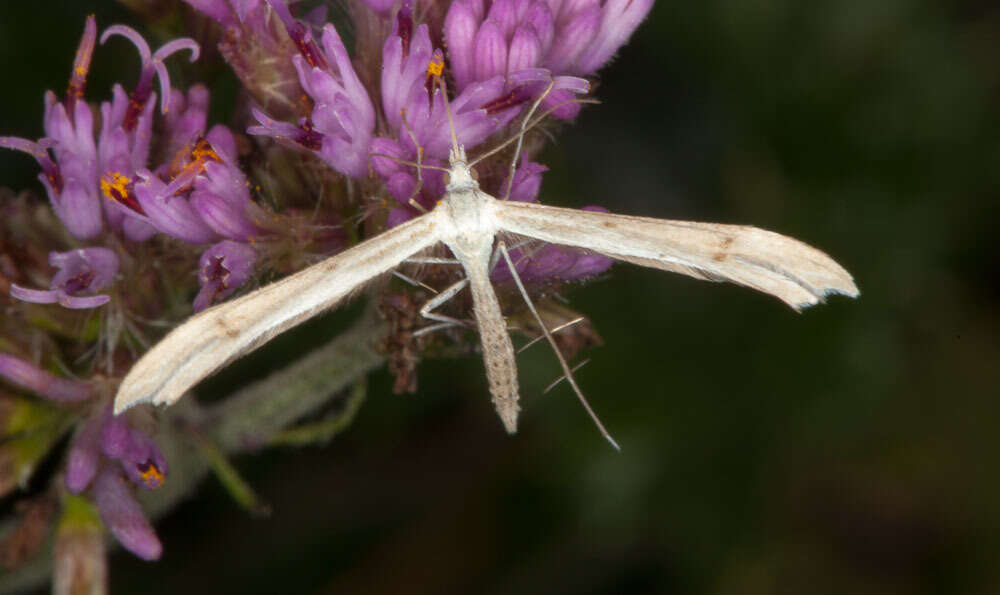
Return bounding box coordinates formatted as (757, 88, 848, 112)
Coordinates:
(93, 468, 162, 560)
(0, 354, 92, 402)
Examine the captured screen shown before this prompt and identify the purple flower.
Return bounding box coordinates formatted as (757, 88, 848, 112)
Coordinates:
(443, 0, 651, 117)
(99, 26, 200, 121)
(250, 3, 375, 178)
(0, 17, 102, 239)
(95, 25, 200, 242)
(93, 468, 162, 561)
(66, 407, 168, 494)
(572, 0, 656, 75)
(379, 18, 518, 159)
(0, 354, 92, 402)
(502, 158, 548, 202)
(64, 405, 168, 560)
(66, 412, 104, 493)
(162, 85, 211, 156)
(0, 20, 205, 246)
(130, 170, 218, 244)
(10, 248, 119, 310)
(193, 240, 257, 312)
(189, 127, 269, 242)
(0, 354, 167, 561)
(120, 124, 264, 245)
(374, 14, 552, 226)
(101, 411, 169, 489)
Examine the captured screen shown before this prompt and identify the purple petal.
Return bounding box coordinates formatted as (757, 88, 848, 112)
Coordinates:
(10, 285, 60, 305)
(386, 207, 415, 228)
(444, 0, 481, 90)
(66, 413, 105, 493)
(485, 0, 519, 37)
(133, 171, 218, 243)
(152, 39, 201, 115)
(0, 354, 92, 402)
(545, 6, 600, 73)
(58, 294, 113, 309)
(473, 20, 508, 82)
(564, 251, 614, 279)
(370, 137, 408, 178)
(54, 183, 103, 240)
(93, 468, 162, 560)
(66, 16, 98, 116)
(503, 159, 548, 203)
(205, 124, 238, 162)
(508, 25, 542, 72)
(193, 240, 257, 312)
(101, 413, 137, 461)
(100, 26, 152, 65)
(381, 24, 434, 133)
(385, 171, 418, 205)
(542, 88, 583, 119)
(524, 2, 554, 53)
(190, 163, 264, 241)
(130, 95, 157, 169)
(49, 248, 119, 293)
(100, 412, 170, 492)
(574, 0, 654, 75)
(164, 86, 210, 153)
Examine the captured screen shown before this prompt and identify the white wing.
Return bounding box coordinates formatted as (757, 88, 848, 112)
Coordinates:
(493, 201, 858, 310)
(114, 211, 444, 414)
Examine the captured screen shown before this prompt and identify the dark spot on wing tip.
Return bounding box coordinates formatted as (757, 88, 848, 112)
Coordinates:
(712, 252, 727, 262)
(601, 221, 616, 229)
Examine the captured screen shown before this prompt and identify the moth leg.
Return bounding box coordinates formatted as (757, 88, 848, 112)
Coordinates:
(392, 270, 438, 294)
(412, 278, 471, 338)
(488, 238, 536, 273)
(497, 241, 620, 450)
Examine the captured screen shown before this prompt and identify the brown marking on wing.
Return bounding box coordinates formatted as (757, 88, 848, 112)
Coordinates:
(713, 236, 735, 261)
(215, 316, 240, 338)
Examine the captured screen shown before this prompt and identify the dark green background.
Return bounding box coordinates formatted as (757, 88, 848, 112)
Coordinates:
(2, 1, 999, 593)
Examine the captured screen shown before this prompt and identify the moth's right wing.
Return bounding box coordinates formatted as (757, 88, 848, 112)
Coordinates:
(493, 201, 858, 310)
(114, 211, 443, 414)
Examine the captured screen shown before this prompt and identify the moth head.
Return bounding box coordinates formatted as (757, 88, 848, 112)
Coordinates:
(445, 160, 478, 192)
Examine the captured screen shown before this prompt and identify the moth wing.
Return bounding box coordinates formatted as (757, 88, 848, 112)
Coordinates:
(493, 201, 858, 310)
(114, 211, 444, 414)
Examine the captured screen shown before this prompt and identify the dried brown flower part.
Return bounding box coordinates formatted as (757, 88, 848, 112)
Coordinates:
(378, 292, 432, 395)
(0, 491, 57, 571)
(53, 494, 107, 595)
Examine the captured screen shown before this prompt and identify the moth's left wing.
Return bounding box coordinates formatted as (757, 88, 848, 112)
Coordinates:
(493, 201, 858, 310)
(114, 211, 444, 414)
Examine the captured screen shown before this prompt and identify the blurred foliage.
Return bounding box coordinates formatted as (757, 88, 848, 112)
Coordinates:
(1, 0, 999, 593)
